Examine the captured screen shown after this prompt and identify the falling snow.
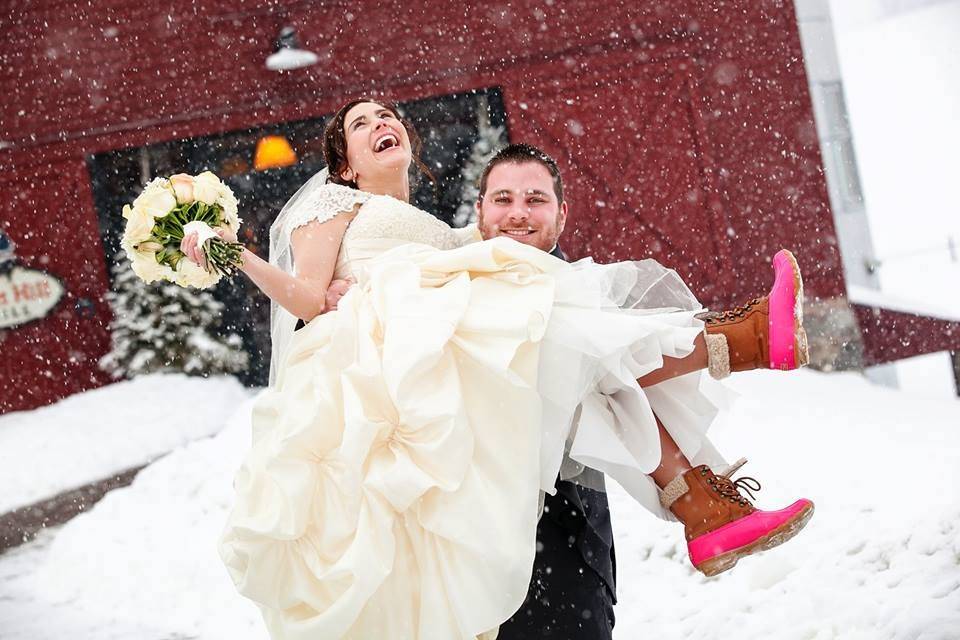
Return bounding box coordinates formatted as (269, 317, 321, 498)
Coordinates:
(1, 0, 959, 638)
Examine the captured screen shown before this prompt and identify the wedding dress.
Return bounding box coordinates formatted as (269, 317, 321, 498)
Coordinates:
(219, 183, 730, 640)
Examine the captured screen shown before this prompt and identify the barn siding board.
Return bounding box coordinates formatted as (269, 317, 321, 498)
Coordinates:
(853, 305, 960, 366)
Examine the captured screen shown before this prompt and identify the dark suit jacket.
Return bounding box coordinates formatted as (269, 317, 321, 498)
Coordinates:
(496, 244, 617, 639)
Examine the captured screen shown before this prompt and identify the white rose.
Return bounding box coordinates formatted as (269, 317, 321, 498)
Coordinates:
(193, 171, 222, 206)
(169, 174, 196, 204)
(136, 184, 177, 219)
(175, 256, 221, 289)
(128, 249, 171, 284)
(121, 206, 156, 246)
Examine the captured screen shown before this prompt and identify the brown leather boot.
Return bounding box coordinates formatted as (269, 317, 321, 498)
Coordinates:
(661, 460, 814, 576)
(700, 249, 809, 379)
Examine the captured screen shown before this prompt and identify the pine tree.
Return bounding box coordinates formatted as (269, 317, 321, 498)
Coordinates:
(100, 251, 248, 379)
(453, 97, 508, 228)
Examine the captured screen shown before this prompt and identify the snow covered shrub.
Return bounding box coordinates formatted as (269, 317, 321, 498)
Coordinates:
(100, 251, 248, 379)
(453, 102, 508, 228)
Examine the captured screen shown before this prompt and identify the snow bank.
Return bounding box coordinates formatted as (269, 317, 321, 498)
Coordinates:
(2, 369, 959, 639)
(848, 284, 960, 323)
(0, 374, 251, 513)
(19, 396, 265, 639)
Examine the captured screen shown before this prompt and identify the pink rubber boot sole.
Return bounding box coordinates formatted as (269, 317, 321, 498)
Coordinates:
(768, 250, 809, 370)
(688, 499, 815, 577)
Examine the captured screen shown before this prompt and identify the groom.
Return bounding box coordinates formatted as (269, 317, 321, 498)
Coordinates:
(473, 144, 617, 638)
(324, 143, 618, 636)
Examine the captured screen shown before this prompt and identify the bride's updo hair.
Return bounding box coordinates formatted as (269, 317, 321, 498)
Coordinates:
(323, 97, 434, 189)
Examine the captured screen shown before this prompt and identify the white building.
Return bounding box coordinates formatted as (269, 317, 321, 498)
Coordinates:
(796, 0, 960, 397)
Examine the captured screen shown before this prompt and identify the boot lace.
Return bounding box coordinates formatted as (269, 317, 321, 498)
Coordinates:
(705, 458, 761, 506)
(703, 297, 762, 325)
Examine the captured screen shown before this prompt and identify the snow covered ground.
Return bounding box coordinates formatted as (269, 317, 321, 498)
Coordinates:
(1, 369, 958, 639)
(0, 374, 251, 514)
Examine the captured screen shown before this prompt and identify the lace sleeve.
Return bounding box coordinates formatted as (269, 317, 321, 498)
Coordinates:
(283, 183, 371, 237)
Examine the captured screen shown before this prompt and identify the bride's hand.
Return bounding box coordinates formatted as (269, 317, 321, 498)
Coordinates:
(180, 227, 241, 265)
(180, 232, 204, 265)
(215, 226, 238, 244)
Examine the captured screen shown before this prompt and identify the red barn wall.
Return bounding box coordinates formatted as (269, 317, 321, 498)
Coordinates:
(0, 0, 848, 412)
(0, 160, 113, 410)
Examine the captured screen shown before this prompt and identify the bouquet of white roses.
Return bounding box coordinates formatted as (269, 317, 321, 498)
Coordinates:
(120, 171, 243, 289)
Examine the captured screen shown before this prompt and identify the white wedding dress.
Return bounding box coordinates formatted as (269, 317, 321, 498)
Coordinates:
(219, 184, 730, 640)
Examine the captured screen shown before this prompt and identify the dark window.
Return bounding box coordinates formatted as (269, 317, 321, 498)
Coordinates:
(88, 88, 508, 386)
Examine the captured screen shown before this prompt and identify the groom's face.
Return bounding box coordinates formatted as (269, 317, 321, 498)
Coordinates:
(476, 161, 568, 252)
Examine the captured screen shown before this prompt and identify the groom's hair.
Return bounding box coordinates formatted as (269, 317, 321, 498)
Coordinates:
(477, 143, 564, 204)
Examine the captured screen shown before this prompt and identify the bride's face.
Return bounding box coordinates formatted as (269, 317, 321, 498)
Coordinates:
(339, 102, 412, 184)
(477, 161, 568, 252)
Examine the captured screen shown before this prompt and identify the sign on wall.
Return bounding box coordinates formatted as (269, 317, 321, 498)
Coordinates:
(0, 231, 65, 329)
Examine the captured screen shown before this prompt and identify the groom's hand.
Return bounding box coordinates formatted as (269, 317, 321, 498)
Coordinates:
(325, 278, 354, 311)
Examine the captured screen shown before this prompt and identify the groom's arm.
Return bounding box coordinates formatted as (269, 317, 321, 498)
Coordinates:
(318, 222, 481, 315)
(319, 223, 481, 313)
(322, 278, 354, 312)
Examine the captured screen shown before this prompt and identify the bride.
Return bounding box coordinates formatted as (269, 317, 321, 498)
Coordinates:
(187, 99, 813, 639)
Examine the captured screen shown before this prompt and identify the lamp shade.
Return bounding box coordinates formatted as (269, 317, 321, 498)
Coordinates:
(254, 135, 298, 171)
(266, 26, 319, 71)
